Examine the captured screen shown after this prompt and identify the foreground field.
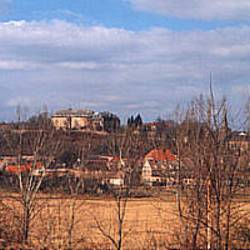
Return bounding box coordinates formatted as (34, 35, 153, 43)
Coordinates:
(1, 193, 250, 249)
(35, 197, 179, 249)
(1, 194, 179, 249)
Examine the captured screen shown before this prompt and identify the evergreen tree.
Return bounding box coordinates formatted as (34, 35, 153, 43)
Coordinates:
(134, 114, 143, 127)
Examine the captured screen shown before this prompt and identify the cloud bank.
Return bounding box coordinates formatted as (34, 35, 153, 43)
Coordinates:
(129, 0, 250, 20)
(0, 20, 249, 120)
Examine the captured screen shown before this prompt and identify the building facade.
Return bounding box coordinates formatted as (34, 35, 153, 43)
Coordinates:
(51, 109, 104, 131)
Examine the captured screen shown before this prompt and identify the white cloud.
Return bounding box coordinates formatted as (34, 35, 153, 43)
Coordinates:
(56, 62, 101, 70)
(0, 60, 46, 70)
(129, 0, 250, 20)
(0, 20, 249, 120)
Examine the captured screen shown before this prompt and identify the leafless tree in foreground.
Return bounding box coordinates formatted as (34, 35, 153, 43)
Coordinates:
(93, 186, 130, 250)
(93, 128, 144, 250)
(171, 90, 250, 250)
(66, 176, 86, 249)
(35, 175, 87, 250)
(1, 109, 62, 244)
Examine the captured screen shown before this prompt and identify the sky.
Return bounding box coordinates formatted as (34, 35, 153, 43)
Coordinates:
(0, 0, 250, 122)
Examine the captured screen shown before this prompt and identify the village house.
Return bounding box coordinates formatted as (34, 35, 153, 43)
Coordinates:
(142, 120, 176, 137)
(141, 148, 195, 187)
(72, 154, 126, 187)
(1, 152, 127, 189)
(106, 170, 125, 186)
(228, 131, 250, 152)
(0, 123, 13, 131)
(141, 149, 177, 186)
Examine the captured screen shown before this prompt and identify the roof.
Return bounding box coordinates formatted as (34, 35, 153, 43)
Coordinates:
(5, 162, 44, 174)
(83, 160, 109, 171)
(110, 156, 125, 164)
(52, 108, 99, 118)
(229, 131, 250, 142)
(144, 120, 176, 127)
(145, 149, 176, 161)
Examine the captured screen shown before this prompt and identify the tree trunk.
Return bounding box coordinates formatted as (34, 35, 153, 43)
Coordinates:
(23, 204, 30, 243)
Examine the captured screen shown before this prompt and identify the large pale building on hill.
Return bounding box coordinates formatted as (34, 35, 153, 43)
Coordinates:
(51, 108, 104, 131)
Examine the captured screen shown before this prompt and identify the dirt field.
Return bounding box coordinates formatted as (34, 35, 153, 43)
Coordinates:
(1, 193, 250, 249)
(33, 197, 178, 249)
(0, 194, 179, 249)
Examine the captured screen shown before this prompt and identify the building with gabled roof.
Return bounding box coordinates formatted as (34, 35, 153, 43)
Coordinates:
(145, 148, 176, 161)
(141, 149, 177, 186)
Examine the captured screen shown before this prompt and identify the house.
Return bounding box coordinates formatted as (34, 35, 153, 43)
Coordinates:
(143, 120, 176, 137)
(141, 149, 177, 186)
(228, 131, 250, 152)
(106, 170, 125, 186)
(103, 156, 126, 186)
(0, 155, 41, 173)
(141, 148, 195, 187)
(141, 159, 177, 186)
(0, 123, 13, 130)
(72, 155, 126, 186)
(51, 108, 104, 131)
(5, 162, 44, 174)
(145, 148, 176, 161)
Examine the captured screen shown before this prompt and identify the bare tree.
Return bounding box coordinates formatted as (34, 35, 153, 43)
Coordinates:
(93, 128, 144, 250)
(93, 186, 130, 250)
(66, 176, 85, 249)
(1, 108, 62, 243)
(172, 90, 250, 249)
(35, 175, 86, 250)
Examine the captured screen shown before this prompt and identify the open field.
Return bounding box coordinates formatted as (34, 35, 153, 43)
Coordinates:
(1, 194, 178, 249)
(1, 193, 250, 249)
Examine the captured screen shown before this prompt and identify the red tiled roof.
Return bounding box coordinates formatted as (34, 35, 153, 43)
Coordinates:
(145, 149, 176, 161)
(5, 162, 44, 174)
(111, 156, 120, 162)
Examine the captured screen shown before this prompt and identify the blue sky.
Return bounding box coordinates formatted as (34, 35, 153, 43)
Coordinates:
(0, 0, 250, 122)
(1, 0, 247, 31)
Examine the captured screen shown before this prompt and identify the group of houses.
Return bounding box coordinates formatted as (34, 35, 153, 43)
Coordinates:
(1, 129, 250, 189)
(0, 148, 191, 188)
